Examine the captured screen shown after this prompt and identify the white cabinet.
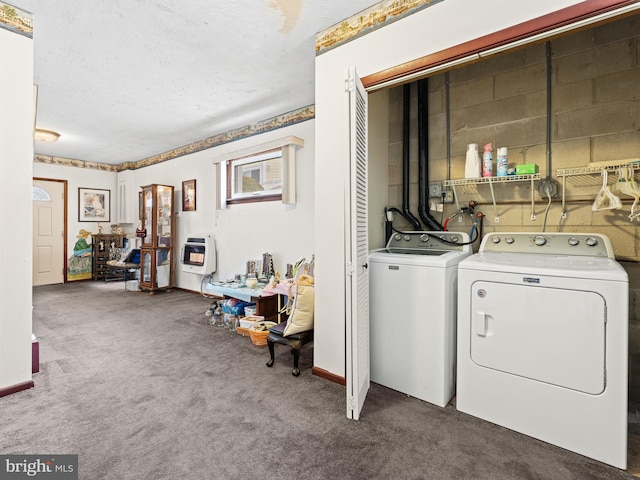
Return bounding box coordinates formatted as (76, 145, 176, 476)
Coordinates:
(116, 170, 136, 224)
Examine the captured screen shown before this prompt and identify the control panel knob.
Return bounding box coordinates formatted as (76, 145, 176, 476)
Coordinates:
(394, 234, 402, 241)
(450, 235, 459, 243)
(568, 237, 579, 246)
(585, 237, 598, 247)
(491, 236, 501, 244)
(533, 235, 546, 246)
(505, 236, 514, 244)
(404, 235, 411, 241)
(420, 234, 430, 243)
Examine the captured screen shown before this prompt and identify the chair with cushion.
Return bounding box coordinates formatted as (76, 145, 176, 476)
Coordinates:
(266, 322, 313, 377)
(105, 248, 141, 283)
(265, 281, 314, 376)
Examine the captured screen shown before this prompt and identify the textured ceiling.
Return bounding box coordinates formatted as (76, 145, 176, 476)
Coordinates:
(13, 0, 378, 165)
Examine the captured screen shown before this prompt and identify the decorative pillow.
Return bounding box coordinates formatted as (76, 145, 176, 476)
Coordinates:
(118, 249, 130, 263)
(283, 284, 314, 336)
(134, 251, 141, 263)
(110, 247, 125, 262)
(127, 249, 141, 264)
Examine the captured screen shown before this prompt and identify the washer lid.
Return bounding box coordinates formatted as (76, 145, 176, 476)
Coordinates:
(384, 248, 451, 256)
(459, 251, 628, 282)
(369, 248, 471, 267)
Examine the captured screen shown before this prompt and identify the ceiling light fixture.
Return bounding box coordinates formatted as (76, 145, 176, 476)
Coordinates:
(34, 128, 60, 142)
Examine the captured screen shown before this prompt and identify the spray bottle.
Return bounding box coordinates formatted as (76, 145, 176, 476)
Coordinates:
(482, 143, 493, 177)
(497, 147, 508, 177)
(464, 143, 482, 179)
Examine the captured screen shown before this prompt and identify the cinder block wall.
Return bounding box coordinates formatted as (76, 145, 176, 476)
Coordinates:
(386, 14, 640, 406)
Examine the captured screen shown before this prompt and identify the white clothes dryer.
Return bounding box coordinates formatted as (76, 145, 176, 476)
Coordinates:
(369, 231, 472, 407)
(457, 232, 628, 469)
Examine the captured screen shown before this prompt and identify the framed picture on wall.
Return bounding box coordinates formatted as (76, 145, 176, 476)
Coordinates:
(182, 179, 196, 211)
(78, 188, 110, 222)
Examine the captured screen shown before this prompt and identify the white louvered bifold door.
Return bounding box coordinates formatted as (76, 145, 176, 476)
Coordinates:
(345, 67, 370, 420)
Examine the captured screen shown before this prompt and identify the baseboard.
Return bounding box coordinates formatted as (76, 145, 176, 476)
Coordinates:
(0, 380, 34, 398)
(312, 366, 346, 386)
(174, 287, 223, 299)
(173, 287, 199, 294)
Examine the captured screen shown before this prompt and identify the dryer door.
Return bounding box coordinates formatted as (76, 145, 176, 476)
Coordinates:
(469, 281, 606, 394)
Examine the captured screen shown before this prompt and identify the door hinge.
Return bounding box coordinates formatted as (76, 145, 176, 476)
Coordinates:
(347, 395, 356, 411)
(345, 76, 355, 92)
(346, 262, 355, 276)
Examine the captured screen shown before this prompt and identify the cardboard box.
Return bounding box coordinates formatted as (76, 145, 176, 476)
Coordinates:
(515, 163, 539, 175)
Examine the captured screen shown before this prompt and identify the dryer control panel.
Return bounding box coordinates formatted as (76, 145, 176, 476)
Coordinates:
(479, 232, 614, 258)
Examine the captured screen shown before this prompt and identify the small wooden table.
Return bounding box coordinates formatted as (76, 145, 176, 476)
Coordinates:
(205, 283, 278, 321)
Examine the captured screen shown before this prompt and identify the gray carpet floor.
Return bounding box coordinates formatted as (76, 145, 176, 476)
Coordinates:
(0, 281, 635, 479)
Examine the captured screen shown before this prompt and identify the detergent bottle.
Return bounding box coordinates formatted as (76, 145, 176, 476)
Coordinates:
(482, 143, 493, 177)
(464, 143, 482, 179)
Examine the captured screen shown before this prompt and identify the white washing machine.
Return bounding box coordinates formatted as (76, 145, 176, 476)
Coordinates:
(369, 231, 472, 407)
(457, 232, 628, 469)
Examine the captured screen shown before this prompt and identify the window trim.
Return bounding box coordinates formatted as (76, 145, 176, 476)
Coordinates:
(213, 136, 304, 208)
(227, 148, 283, 204)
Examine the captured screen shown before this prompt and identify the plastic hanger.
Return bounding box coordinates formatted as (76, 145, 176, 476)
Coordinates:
(592, 169, 622, 211)
(614, 167, 640, 220)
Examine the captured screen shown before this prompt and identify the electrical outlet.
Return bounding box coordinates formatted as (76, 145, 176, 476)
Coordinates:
(538, 180, 558, 198)
(442, 190, 454, 203)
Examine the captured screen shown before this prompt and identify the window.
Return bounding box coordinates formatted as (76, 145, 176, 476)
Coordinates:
(214, 135, 304, 208)
(227, 149, 283, 203)
(32, 186, 52, 201)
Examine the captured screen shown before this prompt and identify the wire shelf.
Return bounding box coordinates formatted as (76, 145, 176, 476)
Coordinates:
(443, 173, 540, 187)
(443, 174, 541, 222)
(556, 160, 640, 178)
(556, 160, 640, 218)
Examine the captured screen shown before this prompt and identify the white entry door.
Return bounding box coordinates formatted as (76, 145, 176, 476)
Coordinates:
(346, 67, 370, 420)
(33, 179, 65, 285)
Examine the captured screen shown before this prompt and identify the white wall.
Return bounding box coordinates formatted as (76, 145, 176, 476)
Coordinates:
(124, 155, 214, 292)
(34, 120, 315, 293)
(33, 163, 118, 261)
(0, 27, 33, 390)
(127, 119, 316, 294)
(314, 0, 586, 378)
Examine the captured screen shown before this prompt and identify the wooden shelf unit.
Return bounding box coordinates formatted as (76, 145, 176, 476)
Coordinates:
(92, 234, 126, 281)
